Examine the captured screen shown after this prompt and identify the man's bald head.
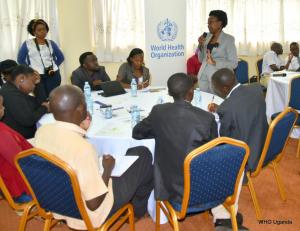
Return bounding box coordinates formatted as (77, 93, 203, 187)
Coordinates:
(49, 85, 87, 125)
(271, 42, 283, 55)
(211, 68, 238, 98)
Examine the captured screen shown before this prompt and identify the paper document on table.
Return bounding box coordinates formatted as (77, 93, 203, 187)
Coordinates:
(111, 155, 139, 177)
(140, 87, 150, 92)
(94, 117, 131, 137)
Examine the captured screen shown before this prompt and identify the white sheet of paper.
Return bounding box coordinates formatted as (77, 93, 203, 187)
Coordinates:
(111, 155, 139, 177)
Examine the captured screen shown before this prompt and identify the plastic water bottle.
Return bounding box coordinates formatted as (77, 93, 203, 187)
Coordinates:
(194, 88, 202, 107)
(83, 82, 91, 98)
(130, 105, 140, 128)
(87, 98, 94, 115)
(131, 78, 137, 97)
(83, 82, 93, 114)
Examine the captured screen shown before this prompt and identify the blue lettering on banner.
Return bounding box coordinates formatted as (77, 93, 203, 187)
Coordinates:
(149, 19, 185, 60)
(150, 43, 185, 59)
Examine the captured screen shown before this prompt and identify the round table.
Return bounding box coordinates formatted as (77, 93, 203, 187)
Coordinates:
(38, 86, 223, 223)
(265, 71, 300, 138)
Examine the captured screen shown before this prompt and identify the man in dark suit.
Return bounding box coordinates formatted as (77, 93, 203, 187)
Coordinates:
(133, 73, 248, 230)
(208, 68, 268, 173)
(71, 52, 110, 91)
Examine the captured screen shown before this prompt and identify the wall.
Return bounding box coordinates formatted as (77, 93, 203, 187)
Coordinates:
(57, 0, 122, 82)
(57, 0, 93, 83)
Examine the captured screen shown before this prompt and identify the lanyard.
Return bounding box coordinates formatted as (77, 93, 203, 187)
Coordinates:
(34, 38, 54, 69)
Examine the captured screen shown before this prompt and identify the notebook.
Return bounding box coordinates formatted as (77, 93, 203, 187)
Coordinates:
(99, 155, 139, 177)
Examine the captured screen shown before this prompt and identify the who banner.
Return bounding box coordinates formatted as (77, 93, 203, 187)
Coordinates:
(144, 0, 186, 86)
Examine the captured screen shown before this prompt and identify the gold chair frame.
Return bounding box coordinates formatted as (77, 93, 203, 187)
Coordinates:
(246, 107, 298, 220)
(0, 175, 37, 231)
(15, 148, 135, 231)
(155, 137, 250, 231)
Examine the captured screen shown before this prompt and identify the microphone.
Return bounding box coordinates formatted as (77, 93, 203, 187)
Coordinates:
(272, 73, 287, 77)
(202, 32, 207, 38)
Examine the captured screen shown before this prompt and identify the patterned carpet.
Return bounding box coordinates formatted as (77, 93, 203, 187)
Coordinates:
(0, 138, 299, 231)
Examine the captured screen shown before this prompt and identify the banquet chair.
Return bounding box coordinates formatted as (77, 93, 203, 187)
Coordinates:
(246, 108, 298, 220)
(15, 148, 135, 231)
(155, 137, 249, 231)
(0, 175, 37, 231)
(256, 58, 263, 81)
(288, 76, 300, 158)
(235, 58, 249, 84)
(271, 75, 300, 158)
(255, 58, 268, 92)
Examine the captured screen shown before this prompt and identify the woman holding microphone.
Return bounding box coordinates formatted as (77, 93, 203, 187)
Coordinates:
(197, 10, 238, 93)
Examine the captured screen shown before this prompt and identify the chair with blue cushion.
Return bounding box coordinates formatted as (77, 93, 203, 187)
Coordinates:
(287, 76, 300, 158)
(155, 137, 250, 231)
(15, 148, 135, 231)
(271, 75, 300, 158)
(246, 107, 298, 220)
(0, 175, 37, 231)
(256, 58, 263, 81)
(235, 58, 249, 84)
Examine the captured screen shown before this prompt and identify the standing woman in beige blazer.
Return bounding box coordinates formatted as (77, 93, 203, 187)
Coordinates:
(197, 10, 238, 93)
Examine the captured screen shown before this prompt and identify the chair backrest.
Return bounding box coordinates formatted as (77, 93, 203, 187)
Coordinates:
(235, 59, 249, 84)
(15, 148, 95, 230)
(178, 137, 249, 218)
(253, 108, 298, 176)
(288, 76, 300, 110)
(256, 58, 263, 78)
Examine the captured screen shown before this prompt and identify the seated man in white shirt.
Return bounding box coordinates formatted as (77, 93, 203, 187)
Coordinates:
(285, 42, 300, 71)
(261, 42, 285, 87)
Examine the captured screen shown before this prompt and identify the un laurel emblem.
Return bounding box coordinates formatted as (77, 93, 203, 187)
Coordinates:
(157, 18, 178, 41)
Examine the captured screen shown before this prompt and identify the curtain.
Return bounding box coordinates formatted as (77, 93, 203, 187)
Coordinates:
(92, 0, 145, 62)
(187, 0, 300, 57)
(0, 0, 59, 61)
(92, 0, 300, 61)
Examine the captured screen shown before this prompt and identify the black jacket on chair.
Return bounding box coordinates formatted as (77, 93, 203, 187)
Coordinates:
(0, 82, 47, 139)
(132, 100, 218, 202)
(217, 84, 268, 172)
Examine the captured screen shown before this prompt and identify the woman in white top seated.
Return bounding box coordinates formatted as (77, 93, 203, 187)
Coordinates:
(285, 42, 300, 71)
(17, 19, 64, 97)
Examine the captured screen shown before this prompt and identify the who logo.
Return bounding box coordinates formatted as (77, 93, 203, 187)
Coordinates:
(157, 18, 178, 42)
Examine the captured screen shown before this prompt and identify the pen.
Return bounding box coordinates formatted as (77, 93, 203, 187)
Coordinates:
(142, 80, 149, 88)
(211, 95, 215, 104)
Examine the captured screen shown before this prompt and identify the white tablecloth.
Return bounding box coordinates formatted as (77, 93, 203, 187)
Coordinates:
(37, 87, 223, 223)
(265, 71, 300, 138)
